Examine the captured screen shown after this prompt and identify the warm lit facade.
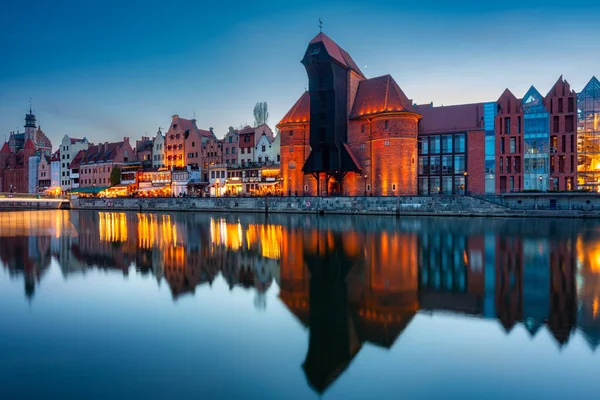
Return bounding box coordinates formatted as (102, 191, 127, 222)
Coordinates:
(78, 138, 134, 188)
(279, 34, 421, 196)
(577, 76, 600, 191)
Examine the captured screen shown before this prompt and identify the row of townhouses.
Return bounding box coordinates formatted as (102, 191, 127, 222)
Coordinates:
(1, 112, 281, 197)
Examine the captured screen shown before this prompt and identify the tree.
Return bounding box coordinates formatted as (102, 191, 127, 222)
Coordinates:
(110, 166, 121, 186)
(253, 102, 269, 127)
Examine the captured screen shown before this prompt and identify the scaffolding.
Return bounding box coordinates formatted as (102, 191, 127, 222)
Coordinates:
(577, 76, 600, 191)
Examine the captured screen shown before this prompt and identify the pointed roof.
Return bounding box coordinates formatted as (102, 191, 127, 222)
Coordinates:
(350, 75, 419, 119)
(523, 85, 547, 112)
(579, 76, 600, 98)
(546, 75, 574, 97)
(277, 91, 311, 127)
(24, 138, 36, 150)
(0, 142, 10, 154)
(309, 33, 365, 79)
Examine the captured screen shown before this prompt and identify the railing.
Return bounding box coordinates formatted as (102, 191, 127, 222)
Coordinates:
(0, 192, 60, 199)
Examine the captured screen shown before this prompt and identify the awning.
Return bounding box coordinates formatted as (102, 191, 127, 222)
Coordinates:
(137, 184, 168, 192)
(259, 181, 279, 186)
(43, 186, 60, 193)
(71, 186, 109, 194)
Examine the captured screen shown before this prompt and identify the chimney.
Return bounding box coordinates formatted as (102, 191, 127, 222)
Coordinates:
(209, 127, 215, 136)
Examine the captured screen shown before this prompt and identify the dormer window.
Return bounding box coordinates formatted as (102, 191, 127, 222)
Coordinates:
(172, 124, 177, 129)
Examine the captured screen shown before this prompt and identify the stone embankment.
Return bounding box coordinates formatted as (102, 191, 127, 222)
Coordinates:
(69, 193, 600, 218)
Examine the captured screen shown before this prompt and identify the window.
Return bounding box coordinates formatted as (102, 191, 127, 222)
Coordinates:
(499, 157, 504, 174)
(565, 115, 574, 133)
(192, 142, 195, 147)
(360, 144, 365, 150)
(518, 116, 522, 134)
(419, 137, 429, 155)
(290, 130, 294, 137)
(442, 176, 453, 194)
(304, 185, 309, 192)
(392, 183, 396, 191)
(442, 155, 453, 174)
(211, 171, 215, 179)
(568, 97, 575, 113)
(226, 148, 229, 154)
(558, 98, 564, 113)
(289, 161, 296, 169)
(277, 154, 280, 162)
(361, 124, 365, 134)
(505, 117, 511, 134)
(232, 148, 236, 154)
(441, 135, 453, 153)
(553, 116, 559, 133)
(418, 157, 429, 174)
(262, 145, 266, 152)
(430, 156, 441, 174)
(509, 137, 516, 154)
(562, 135, 566, 153)
(384, 140, 390, 147)
(454, 155, 465, 174)
(241, 148, 245, 154)
(258, 157, 262, 163)
(430, 136, 440, 154)
(500, 138, 505, 154)
(384, 120, 389, 130)
(506, 156, 511, 174)
(454, 133, 465, 153)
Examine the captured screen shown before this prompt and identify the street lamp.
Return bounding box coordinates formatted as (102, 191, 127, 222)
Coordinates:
(463, 171, 468, 195)
(363, 174, 368, 196)
(538, 175, 543, 191)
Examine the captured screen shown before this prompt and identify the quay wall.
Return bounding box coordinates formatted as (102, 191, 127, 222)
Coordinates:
(69, 193, 600, 218)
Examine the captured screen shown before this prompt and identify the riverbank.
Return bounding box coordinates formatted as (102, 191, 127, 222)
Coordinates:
(68, 193, 600, 218)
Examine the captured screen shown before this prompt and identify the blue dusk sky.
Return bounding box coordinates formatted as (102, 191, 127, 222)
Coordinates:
(1, 0, 599, 148)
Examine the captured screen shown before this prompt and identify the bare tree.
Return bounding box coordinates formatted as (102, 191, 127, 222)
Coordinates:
(253, 102, 269, 127)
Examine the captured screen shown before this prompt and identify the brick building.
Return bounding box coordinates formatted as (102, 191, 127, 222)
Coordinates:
(78, 138, 134, 188)
(279, 33, 420, 196)
(0, 108, 53, 193)
(223, 127, 239, 166)
(495, 77, 577, 193)
(415, 102, 486, 195)
(164, 115, 212, 168)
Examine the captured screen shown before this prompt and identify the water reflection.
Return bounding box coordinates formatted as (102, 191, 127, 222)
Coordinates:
(1, 211, 600, 394)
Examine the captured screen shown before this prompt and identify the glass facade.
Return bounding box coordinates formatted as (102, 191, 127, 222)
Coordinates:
(522, 87, 550, 191)
(418, 133, 467, 195)
(577, 77, 600, 191)
(484, 102, 497, 193)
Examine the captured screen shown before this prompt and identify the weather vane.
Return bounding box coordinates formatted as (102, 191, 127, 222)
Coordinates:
(318, 18, 323, 33)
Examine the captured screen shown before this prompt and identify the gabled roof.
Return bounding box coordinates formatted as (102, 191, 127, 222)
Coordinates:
(69, 150, 84, 169)
(24, 138, 36, 150)
(70, 137, 86, 144)
(497, 88, 518, 102)
(579, 76, 600, 98)
(277, 91, 310, 127)
(0, 142, 10, 154)
(416, 102, 484, 134)
(350, 75, 418, 119)
(81, 141, 126, 164)
(309, 33, 365, 79)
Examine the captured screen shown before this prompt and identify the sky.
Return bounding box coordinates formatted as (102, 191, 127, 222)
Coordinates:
(1, 0, 600, 148)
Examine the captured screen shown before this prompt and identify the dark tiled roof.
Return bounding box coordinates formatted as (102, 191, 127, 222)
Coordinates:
(350, 75, 418, 119)
(309, 33, 365, 79)
(277, 91, 310, 127)
(416, 102, 485, 134)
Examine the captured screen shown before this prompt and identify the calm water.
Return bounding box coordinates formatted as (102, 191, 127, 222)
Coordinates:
(0, 211, 599, 399)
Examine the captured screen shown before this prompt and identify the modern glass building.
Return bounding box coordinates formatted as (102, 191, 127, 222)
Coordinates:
(522, 87, 550, 191)
(484, 102, 497, 193)
(577, 76, 600, 191)
(417, 133, 466, 195)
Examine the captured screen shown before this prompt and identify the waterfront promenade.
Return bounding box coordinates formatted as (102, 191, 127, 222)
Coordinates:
(66, 193, 600, 218)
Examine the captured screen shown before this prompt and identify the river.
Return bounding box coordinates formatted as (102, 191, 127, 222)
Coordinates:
(0, 210, 598, 399)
